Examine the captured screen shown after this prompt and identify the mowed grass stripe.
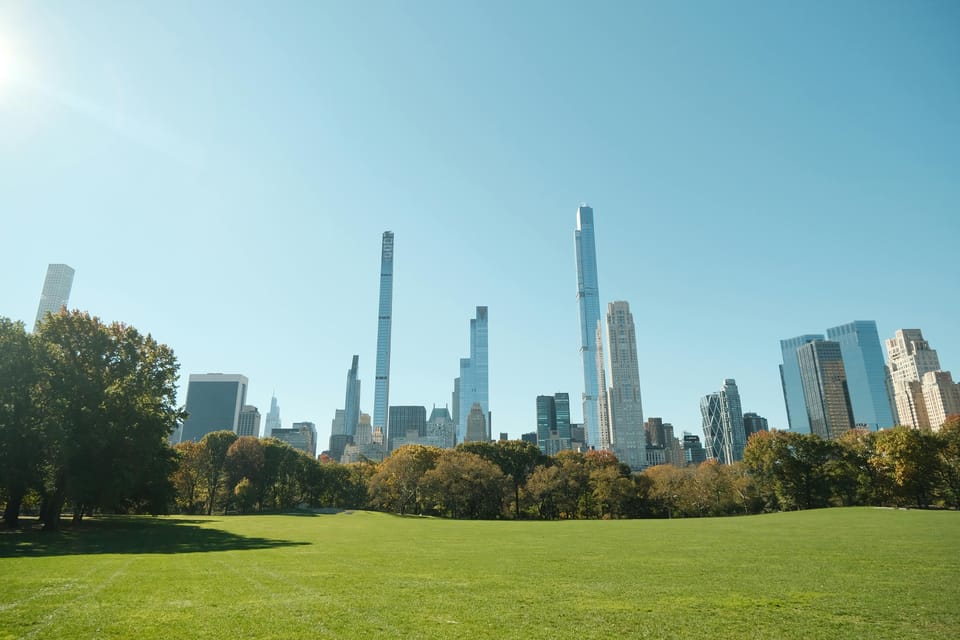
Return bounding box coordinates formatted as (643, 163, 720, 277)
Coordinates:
(1, 508, 957, 639)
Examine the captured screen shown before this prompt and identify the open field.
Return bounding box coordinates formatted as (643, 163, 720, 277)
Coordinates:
(1, 508, 958, 639)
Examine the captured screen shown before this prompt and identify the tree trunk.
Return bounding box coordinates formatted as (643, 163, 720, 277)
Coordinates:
(40, 491, 66, 531)
(3, 489, 24, 528)
(72, 504, 85, 524)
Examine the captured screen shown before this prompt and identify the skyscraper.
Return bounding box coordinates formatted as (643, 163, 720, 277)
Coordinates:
(606, 301, 645, 470)
(343, 355, 361, 439)
(387, 405, 427, 452)
(797, 340, 854, 440)
(373, 231, 395, 437)
(237, 405, 261, 437)
(179, 374, 249, 443)
(535, 393, 572, 455)
(575, 204, 603, 449)
(742, 412, 769, 440)
(700, 379, 747, 464)
(264, 394, 281, 436)
(34, 263, 75, 330)
(595, 322, 612, 451)
(826, 321, 894, 430)
(886, 329, 942, 428)
(464, 403, 487, 443)
(921, 371, 960, 430)
(779, 334, 825, 433)
(457, 306, 489, 443)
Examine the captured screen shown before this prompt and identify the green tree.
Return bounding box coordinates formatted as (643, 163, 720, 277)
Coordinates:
(225, 436, 265, 505)
(199, 430, 238, 515)
(171, 440, 206, 513)
(458, 440, 547, 518)
(421, 450, 509, 519)
(0, 318, 41, 528)
(368, 445, 442, 515)
(939, 415, 960, 509)
(743, 431, 835, 510)
(871, 426, 942, 508)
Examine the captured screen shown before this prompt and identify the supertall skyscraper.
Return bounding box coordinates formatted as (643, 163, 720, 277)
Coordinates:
(779, 334, 825, 433)
(265, 394, 281, 436)
(373, 231, 395, 435)
(575, 205, 603, 449)
(34, 263, 75, 330)
(179, 374, 249, 443)
(826, 321, 894, 430)
(457, 306, 489, 443)
(343, 355, 361, 439)
(700, 379, 747, 464)
(606, 301, 645, 470)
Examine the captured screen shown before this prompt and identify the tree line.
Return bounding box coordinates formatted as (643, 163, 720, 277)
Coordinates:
(3, 312, 959, 527)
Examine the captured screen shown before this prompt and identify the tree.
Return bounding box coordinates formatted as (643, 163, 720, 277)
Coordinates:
(743, 431, 835, 511)
(225, 437, 265, 504)
(0, 318, 41, 528)
(871, 426, 942, 508)
(421, 450, 509, 519)
(33, 312, 183, 529)
(199, 430, 238, 515)
(457, 440, 547, 518)
(171, 441, 206, 513)
(368, 445, 441, 515)
(940, 415, 960, 509)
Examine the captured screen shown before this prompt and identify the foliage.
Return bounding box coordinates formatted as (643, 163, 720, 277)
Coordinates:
(871, 426, 942, 508)
(420, 450, 509, 519)
(367, 445, 442, 515)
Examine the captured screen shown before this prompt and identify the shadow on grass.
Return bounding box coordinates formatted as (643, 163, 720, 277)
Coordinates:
(0, 517, 310, 558)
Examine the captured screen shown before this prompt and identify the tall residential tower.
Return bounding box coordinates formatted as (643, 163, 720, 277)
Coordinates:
(34, 263, 75, 330)
(373, 232, 395, 435)
(606, 301, 645, 470)
(457, 306, 489, 443)
(575, 205, 603, 449)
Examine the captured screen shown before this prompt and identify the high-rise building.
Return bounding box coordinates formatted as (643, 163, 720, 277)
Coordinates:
(237, 405, 261, 437)
(464, 403, 487, 443)
(272, 422, 317, 458)
(457, 306, 489, 443)
(826, 321, 895, 430)
(536, 393, 572, 455)
(34, 263, 75, 330)
(595, 322, 612, 451)
(887, 329, 942, 428)
(425, 407, 456, 449)
(451, 377, 460, 434)
(264, 395, 281, 436)
(179, 374, 249, 443)
(387, 405, 426, 452)
(700, 379, 747, 464)
(373, 231, 395, 437)
(643, 418, 683, 467)
(606, 301, 645, 470)
(779, 334, 825, 433)
(797, 340, 854, 440)
(683, 433, 707, 465)
(921, 371, 960, 431)
(742, 412, 769, 440)
(575, 204, 603, 449)
(343, 355, 361, 439)
(521, 432, 538, 446)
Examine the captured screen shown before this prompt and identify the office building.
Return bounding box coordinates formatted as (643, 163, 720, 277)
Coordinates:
(264, 395, 281, 436)
(683, 433, 707, 465)
(575, 204, 604, 449)
(457, 306, 489, 443)
(373, 231, 395, 438)
(700, 379, 747, 464)
(521, 432, 538, 446)
(742, 412, 769, 440)
(887, 329, 942, 428)
(272, 422, 317, 458)
(536, 393, 572, 455)
(921, 371, 960, 431)
(34, 263, 75, 330)
(779, 334, 825, 433)
(797, 340, 854, 440)
(387, 405, 426, 452)
(570, 423, 586, 452)
(179, 374, 249, 443)
(826, 321, 895, 430)
(464, 403, 487, 443)
(606, 301, 646, 470)
(237, 405, 261, 438)
(343, 355, 361, 438)
(644, 417, 683, 467)
(425, 406, 457, 449)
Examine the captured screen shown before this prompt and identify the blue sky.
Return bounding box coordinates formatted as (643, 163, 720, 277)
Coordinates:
(2, 1, 958, 447)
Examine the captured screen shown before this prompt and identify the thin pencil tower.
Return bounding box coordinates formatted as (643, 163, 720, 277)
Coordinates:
(373, 232, 395, 436)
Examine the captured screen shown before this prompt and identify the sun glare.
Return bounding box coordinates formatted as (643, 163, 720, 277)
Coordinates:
(0, 35, 21, 89)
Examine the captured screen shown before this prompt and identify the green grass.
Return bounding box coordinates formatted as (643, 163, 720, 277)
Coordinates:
(1, 508, 958, 639)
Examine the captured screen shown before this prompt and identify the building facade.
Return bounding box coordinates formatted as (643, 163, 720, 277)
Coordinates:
(886, 329, 942, 428)
(343, 355, 361, 439)
(387, 405, 427, 452)
(272, 422, 317, 458)
(179, 374, 249, 443)
(700, 379, 747, 464)
(779, 334, 825, 433)
(826, 321, 895, 430)
(373, 231, 395, 438)
(742, 412, 769, 441)
(606, 301, 645, 470)
(921, 371, 960, 430)
(575, 204, 604, 449)
(264, 395, 281, 436)
(536, 393, 572, 455)
(237, 405, 261, 437)
(464, 403, 487, 443)
(457, 306, 489, 443)
(797, 340, 855, 440)
(34, 263, 75, 330)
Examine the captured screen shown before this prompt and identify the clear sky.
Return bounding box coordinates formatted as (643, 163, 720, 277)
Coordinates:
(2, 1, 958, 448)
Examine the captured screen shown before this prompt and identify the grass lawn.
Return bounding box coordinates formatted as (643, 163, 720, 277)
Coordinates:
(1, 508, 958, 639)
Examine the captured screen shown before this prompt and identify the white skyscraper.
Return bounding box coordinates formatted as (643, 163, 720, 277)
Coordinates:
(700, 379, 747, 464)
(373, 232, 395, 435)
(575, 205, 604, 449)
(34, 263, 75, 330)
(606, 301, 645, 470)
(886, 329, 941, 428)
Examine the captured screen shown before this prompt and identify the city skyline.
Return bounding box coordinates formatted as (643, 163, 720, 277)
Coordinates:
(3, 3, 958, 450)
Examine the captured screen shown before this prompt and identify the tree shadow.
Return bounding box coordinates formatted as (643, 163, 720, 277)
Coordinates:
(0, 517, 310, 558)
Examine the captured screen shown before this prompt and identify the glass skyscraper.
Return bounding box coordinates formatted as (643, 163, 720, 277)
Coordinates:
(535, 392, 571, 455)
(457, 306, 489, 443)
(700, 379, 747, 464)
(779, 334, 824, 433)
(373, 232, 394, 435)
(826, 321, 894, 430)
(34, 263, 75, 330)
(179, 373, 249, 443)
(797, 340, 854, 440)
(575, 205, 603, 449)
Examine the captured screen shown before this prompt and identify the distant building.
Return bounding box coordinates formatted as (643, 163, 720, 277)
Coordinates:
(700, 379, 747, 463)
(425, 407, 457, 449)
(742, 413, 769, 440)
(499, 432, 509, 442)
(575, 204, 604, 450)
(570, 423, 586, 452)
(330, 356, 363, 458)
(921, 371, 960, 430)
(341, 413, 385, 463)
(606, 301, 646, 470)
(464, 403, 487, 443)
(373, 232, 395, 441)
(683, 433, 707, 465)
(179, 374, 249, 443)
(264, 395, 281, 435)
(457, 307, 489, 444)
(387, 406, 426, 452)
(536, 393, 572, 455)
(521, 432, 538, 446)
(272, 422, 317, 458)
(887, 329, 942, 429)
(237, 405, 261, 437)
(826, 321, 895, 430)
(34, 263, 75, 330)
(644, 417, 682, 466)
(779, 334, 825, 433)
(798, 340, 854, 440)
